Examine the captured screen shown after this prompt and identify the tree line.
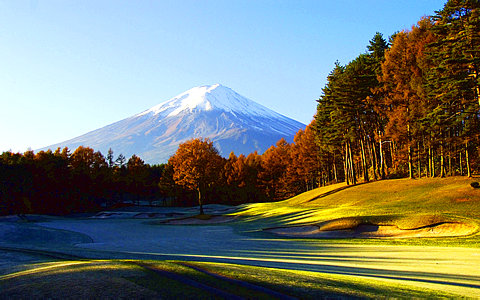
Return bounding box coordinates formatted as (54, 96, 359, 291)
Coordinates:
(0, 147, 164, 215)
(313, 0, 479, 184)
(0, 129, 319, 215)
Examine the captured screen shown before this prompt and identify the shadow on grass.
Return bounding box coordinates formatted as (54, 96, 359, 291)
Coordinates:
(169, 252, 480, 290)
(305, 182, 369, 203)
(1, 244, 478, 298)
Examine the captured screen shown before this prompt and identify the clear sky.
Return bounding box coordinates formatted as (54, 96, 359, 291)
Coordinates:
(0, 0, 446, 153)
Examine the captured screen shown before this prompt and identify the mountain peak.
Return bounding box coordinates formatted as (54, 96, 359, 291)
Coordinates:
(43, 84, 305, 163)
(138, 84, 278, 118)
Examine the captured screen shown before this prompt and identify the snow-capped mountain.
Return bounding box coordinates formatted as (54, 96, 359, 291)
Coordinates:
(42, 84, 305, 164)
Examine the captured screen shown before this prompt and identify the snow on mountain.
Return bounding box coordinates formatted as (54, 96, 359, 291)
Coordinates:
(41, 84, 306, 164)
(138, 84, 281, 119)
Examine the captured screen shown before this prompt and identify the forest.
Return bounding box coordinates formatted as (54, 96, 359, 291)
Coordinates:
(1, 0, 479, 215)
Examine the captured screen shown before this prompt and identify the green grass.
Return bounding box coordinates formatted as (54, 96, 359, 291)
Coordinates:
(0, 259, 465, 299)
(186, 261, 465, 299)
(232, 176, 480, 246)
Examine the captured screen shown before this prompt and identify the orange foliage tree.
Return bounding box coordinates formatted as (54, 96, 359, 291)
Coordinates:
(168, 138, 224, 214)
(259, 138, 291, 201)
(380, 18, 436, 179)
(287, 122, 322, 193)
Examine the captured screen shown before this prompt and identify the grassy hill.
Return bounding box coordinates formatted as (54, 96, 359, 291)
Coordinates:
(234, 176, 480, 246)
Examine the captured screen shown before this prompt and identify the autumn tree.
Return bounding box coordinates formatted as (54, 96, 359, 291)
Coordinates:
(0, 151, 34, 214)
(259, 139, 291, 200)
(70, 146, 108, 210)
(125, 154, 148, 204)
(223, 152, 244, 204)
(380, 19, 436, 178)
(287, 122, 322, 194)
(168, 138, 224, 214)
(33, 148, 72, 213)
(243, 151, 265, 202)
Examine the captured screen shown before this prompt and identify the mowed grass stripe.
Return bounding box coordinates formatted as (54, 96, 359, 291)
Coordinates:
(135, 261, 246, 299)
(0, 259, 463, 298)
(176, 261, 297, 300)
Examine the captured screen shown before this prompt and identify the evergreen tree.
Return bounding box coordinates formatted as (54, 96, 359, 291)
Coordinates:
(107, 148, 115, 168)
(425, 1, 480, 176)
(115, 153, 126, 167)
(427, 0, 479, 107)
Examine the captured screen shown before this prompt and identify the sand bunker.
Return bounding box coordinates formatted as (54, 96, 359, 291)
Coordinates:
(162, 215, 237, 225)
(267, 218, 478, 239)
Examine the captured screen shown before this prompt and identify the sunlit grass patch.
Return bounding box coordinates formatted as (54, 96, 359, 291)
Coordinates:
(0, 261, 90, 280)
(183, 261, 462, 299)
(232, 177, 480, 245)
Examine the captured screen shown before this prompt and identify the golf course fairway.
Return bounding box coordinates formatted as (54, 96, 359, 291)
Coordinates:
(1, 177, 479, 298)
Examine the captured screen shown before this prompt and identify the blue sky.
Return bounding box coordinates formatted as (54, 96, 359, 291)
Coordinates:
(0, 0, 446, 153)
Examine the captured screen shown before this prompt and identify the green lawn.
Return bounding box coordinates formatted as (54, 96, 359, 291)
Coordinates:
(233, 176, 480, 246)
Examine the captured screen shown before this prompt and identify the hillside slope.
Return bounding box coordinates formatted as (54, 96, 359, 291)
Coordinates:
(236, 177, 480, 243)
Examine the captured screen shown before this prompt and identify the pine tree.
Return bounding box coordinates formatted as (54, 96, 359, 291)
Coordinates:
(107, 148, 115, 168)
(425, 1, 480, 177)
(428, 0, 479, 107)
(115, 153, 126, 167)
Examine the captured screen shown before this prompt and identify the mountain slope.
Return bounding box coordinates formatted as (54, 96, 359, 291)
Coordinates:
(42, 84, 305, 164)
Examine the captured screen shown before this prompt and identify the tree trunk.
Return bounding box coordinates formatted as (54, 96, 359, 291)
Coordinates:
(440, 141, 446, 178)
(466, 141, 471, 177)
(379, 135, 385, 179)
(360, 138, 369, 182)
(198, 188, 204, 215)
(477, 83, 480, 107)
(407, 107, 413, 179)
(448, 130, 452, 176)
(472, 65, 480, 107)
(426, 145, 429, 177)
(431, 146, 435, 178)
(344, 144, 350, 185)
(448, 149, 452, 176)
(459, 150, 463, 176)
(333, 155, 338, 183)
(348, 142, 357, 185)
(390, 142, 397, 172)
(417, 142, 421, 179)
(430, 147, 435, 177)
(408, 144, 414, 179)
(370, 139, 378, 181)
